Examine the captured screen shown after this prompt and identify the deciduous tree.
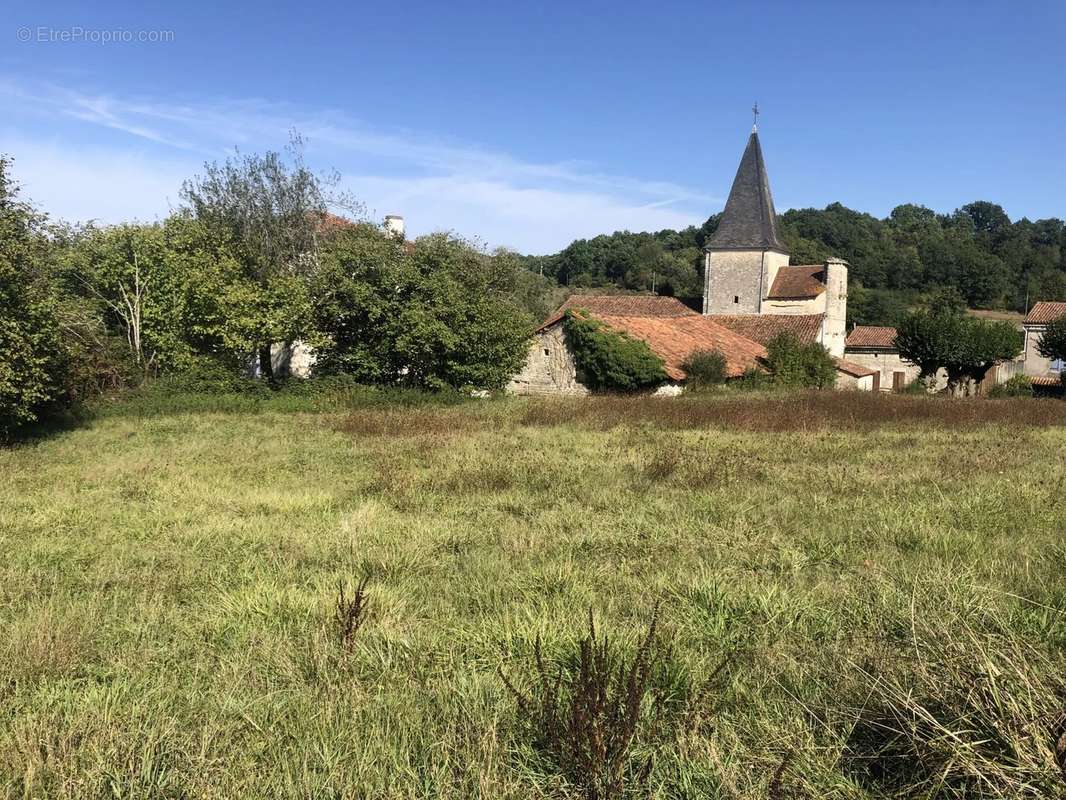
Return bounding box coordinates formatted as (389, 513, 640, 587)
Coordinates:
(764, 332, 837, 389)
(180, 136, 359, 380)
(313, 227, 534, 391)
(0, 156, 63, 434)
(895, 311, 1021, 395)
(1036, 314, 1066, 371)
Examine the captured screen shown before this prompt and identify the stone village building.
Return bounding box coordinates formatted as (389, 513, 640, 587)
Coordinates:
(840, 326, 921, 392)
(510, 127, 881, 395)
(1020, 301, 1066, 387)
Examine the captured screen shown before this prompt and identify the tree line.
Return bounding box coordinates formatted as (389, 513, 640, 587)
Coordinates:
(0, 145, 555, 436)
(523, 201, 1066, 325)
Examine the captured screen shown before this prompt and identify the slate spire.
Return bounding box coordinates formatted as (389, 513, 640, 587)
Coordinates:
(709, 131, 788, 253)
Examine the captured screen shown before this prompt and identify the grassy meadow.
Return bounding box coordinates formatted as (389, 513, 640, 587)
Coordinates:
(2, 390, 1066, 799)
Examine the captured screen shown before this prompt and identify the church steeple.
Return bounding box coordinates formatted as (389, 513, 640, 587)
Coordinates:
(709, 130, 788, 254)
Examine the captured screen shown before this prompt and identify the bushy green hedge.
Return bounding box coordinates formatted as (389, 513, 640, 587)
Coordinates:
(563, 309, 666, 392)
(765, 332, 837, 389)
(988, 374, 1033, 398)
(682, 349, 727, 392)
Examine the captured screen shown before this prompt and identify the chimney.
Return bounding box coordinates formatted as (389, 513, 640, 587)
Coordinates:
(823, 258, 849, 357)
(384, 215, 405, 239)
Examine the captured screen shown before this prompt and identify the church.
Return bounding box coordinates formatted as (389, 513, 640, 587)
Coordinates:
(509, 127, 879, 395)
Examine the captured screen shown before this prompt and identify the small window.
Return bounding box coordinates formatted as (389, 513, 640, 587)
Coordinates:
(543, 348, 550, 356)
(733, 295, 739, 304)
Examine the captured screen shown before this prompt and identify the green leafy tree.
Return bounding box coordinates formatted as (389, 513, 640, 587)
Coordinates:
(894, 311, 956, 382)
(947, 318, 1020, 392)
(847, 285, 911, 327)
(1036, 314, 1066, 372)
(895, 311, 1021, 395)
(764, 332, 837, 389)
(180, 137, 358, 380)
(313, 228, 533, 391)
(0, 156, 63, 433)
(562, 309, 666, 392)
(58, 223, 196, 373)
(925, 286, 967, 316)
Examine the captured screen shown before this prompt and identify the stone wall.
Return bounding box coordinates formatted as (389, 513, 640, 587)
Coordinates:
(834, 370, 874, 391)
(703, 249, 789, 315)
(507, 324, 589, 396)
(761, 296, 826, 315)
(843, 350, 921, 391)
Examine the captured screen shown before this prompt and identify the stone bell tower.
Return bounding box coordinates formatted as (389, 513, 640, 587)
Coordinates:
(702, 126, 790, 315)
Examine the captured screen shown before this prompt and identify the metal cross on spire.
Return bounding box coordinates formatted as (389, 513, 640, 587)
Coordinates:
(752, 102, 759, 132)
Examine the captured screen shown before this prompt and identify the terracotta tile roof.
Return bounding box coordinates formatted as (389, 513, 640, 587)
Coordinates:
(767, 265, 826, 300)
(833, 357, 877, 378)
(708, 313, 824, 345)
(537, 295, 696, 332)
(846, 325, 899, 349)
(1024, 301, 1066, 325)
(592, 314, 767, 380)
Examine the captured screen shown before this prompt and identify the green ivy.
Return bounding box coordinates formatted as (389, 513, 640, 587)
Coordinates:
(563, 309, 666, 392)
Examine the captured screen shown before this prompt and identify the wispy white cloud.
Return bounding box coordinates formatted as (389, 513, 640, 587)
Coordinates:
(1, 78, 714, 252)
(2, 136, 189, 224)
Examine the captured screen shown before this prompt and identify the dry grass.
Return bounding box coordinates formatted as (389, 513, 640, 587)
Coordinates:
(519, 391, 1066, 432)
(336, 406, 483, 437)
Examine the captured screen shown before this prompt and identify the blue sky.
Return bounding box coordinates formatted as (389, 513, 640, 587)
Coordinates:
(3, 0, 1065, 253)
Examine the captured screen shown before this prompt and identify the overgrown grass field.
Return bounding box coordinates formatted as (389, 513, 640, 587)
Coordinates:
(2, 392, 1066, 798)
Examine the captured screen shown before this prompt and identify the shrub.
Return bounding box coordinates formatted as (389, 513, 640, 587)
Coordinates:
(988, 374, 1033, 398)
(733, 367, 775, 391)
(335, 575, 370, 652)
(53, 299, 142, 403)
(765, 333, 837, 389)
(900, 375, 932, 395)
(0, 156, 65, 436)
(499, 608, 662, 800)
(146, 356, 269, 396)
(563, 309, 667, 393)
(682, 349, 727, 392)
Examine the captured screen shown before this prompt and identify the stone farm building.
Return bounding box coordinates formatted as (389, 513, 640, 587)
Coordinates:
(511, 127, 882, 395)
(1021, 301, 1066, 386)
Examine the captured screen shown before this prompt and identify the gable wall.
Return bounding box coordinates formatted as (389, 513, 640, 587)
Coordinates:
(507, 325, 589, 396)
(1022, 326, 1058, 376)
